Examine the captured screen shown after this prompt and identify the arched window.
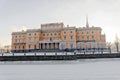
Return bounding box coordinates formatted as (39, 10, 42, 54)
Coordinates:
(23, 46, 24, 49)
(29, 45, 31, 49)
(15, 46, 16, 49)
(29, 33, 31, 36)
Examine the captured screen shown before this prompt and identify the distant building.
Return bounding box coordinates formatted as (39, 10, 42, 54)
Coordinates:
(11, 19, 106, 52)
(0, 45, 11, 53)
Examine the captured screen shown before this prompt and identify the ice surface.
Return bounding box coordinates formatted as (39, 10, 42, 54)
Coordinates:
(0, 58, 120, 80)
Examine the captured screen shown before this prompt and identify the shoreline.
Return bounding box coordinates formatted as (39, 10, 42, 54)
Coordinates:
(0, 52, 120, 61)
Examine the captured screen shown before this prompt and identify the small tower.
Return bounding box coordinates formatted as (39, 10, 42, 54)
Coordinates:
(86, 15, 89, 28)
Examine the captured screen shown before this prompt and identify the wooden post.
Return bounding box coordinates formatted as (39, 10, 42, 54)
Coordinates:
(44, 53, 46, 56)
(35, 53, 36, 56)
(84, 51, 85, 54)
(65, 52, 67, 55)
(101, 50, 103, 54)
(13, 53, 14, 56)
(74, 52, 76, 55)
(93, 51, 94, 54)
(55, 52, 57, 55)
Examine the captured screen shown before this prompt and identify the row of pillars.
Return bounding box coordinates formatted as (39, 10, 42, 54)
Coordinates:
(40, 43, 59, 49)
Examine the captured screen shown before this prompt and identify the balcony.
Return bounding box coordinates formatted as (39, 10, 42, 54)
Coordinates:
(13, 42, 26, 45)
(39, 39, 61, 43)
(77, 40, 95, 42)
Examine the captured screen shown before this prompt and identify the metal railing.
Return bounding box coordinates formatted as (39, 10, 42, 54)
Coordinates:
(0, 50, 119, 57)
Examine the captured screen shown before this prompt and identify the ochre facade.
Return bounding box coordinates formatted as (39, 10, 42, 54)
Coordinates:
(11, 22, 106, 52)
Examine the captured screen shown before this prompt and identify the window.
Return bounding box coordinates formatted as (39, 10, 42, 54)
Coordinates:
(23, 39, 24, 42)
(70, 31, 72, 33)
(43, 34, 45, 36)
(51, 33, 52, 36)
(64, 31, 66, 34)
(15, 39, 17, 43)
(34, 37, 37, 39)
(71, 36, 73, 40)
(54, 33, 56, 36)
(59, 33, 60, 35)
(34, 45, 36, 49)
(50, 38, 52, 41)
(87, 32, 89, 34)
(23, 46, 24, 49)
(34, 37, 37, 43)
(87, 36, 89, 40)
(92, 36, 94, 39)
(29, 37, 31, 40)
(82, 32, 84, 34)
(29, 45, 31, 49)
(15, 36, 17, 38)
(82, 36, 84, 40)
(92, 31, 94, 34)
(29, 37, 31, 42)
(29, 33, 31, 36)
(47, 34, 49, 36)
(64, 36, 66, 40)
(34, 33, 36, 35)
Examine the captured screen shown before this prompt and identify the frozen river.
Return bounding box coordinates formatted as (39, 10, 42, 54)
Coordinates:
(0, 58, 120, 80)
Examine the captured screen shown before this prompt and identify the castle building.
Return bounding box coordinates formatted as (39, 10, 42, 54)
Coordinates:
(11, 19, 106, 52)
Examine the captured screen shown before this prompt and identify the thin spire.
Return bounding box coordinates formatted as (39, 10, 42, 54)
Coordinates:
(86, 15, 89, 28)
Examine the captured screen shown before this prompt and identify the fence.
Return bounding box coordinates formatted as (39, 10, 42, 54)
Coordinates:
(0, 51, 120, 61)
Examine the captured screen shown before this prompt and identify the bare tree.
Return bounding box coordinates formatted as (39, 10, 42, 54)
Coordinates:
(0, 43, 2, 53)
(106, 42, 112, 54)
(114, 35, 119, 52)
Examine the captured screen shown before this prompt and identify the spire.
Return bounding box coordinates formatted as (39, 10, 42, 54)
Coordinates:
(86, 15, 89, 28)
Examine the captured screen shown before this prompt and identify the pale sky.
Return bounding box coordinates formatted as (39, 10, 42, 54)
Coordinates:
(0, 0, 120, 46)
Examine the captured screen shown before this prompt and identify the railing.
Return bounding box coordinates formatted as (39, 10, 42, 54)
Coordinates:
(0, 51, 120, 61)
(0, 52, 75, 56)
(0, 51, 119, 57)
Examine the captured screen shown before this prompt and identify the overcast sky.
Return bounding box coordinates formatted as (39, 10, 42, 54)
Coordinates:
(0, 0, 120, 46)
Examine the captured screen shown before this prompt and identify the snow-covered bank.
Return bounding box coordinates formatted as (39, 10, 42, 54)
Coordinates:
(0, 58, 120, 80)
